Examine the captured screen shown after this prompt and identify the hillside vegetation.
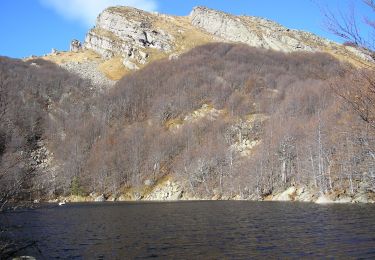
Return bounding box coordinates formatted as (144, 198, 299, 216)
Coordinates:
(0, 43, 374, 203)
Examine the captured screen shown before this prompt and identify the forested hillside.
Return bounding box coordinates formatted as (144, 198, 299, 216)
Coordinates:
(0, 57, 93, 206)
(1, 43, 374, 204)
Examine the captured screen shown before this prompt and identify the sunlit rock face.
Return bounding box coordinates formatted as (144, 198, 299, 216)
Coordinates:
(84, 6, 174, 64)
(83, 5, 372, 71)
(189, 6, 328, 52)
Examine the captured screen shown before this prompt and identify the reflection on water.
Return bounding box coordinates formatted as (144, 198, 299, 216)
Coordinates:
(2, 201, 375, 259)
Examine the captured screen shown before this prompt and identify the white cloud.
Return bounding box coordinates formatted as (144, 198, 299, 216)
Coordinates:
(40, 0, 158, 27)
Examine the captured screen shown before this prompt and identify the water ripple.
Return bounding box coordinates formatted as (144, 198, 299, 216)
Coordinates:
(2, 201, 375, 259)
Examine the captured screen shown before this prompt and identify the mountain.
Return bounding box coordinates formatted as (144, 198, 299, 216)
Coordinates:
(42, 6, 372, 86)
(1, 6, 374, 205)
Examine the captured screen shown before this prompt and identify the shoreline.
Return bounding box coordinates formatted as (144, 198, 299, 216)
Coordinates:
(46, 188, 375, 205)
(45, 180, 375, 205)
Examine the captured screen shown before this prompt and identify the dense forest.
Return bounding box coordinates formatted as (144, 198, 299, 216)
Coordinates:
(0, 43, 374, 204)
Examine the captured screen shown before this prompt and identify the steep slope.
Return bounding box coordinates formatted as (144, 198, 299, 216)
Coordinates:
(3, 42, 375, 203)
(84, 6, 373, 69)
(39, 6, 373, 89)
(4, 6, 375, 204)
(11, 43, 375, 203)
(0, 57, 94, 203)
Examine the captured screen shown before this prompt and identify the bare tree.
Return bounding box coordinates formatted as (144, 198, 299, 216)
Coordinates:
(321, 0, 375, 52)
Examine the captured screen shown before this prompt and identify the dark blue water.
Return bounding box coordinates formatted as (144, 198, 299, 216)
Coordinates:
(2, 201, 375, 259)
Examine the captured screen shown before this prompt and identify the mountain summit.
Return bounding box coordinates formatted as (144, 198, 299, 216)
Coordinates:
(83, 6, 372, 70)
(2, 5, 374, 205)
(39, 6, 372, 87)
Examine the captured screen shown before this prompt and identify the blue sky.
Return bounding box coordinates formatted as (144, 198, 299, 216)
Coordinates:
(0, 0, 371, 58)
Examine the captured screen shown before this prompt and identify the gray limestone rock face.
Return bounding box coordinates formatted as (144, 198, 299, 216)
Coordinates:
(84, 7, 174, 66)
(81, 5, 372, 72)
(189, 6, 326, 52)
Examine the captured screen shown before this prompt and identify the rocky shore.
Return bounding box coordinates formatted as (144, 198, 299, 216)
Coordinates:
(48, 178, 375, 205)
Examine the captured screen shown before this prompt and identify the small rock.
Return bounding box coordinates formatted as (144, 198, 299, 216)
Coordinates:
(169, 53, 179, 60)
(139, 50, 148, 59)
(51, 48, 59, 55)
(144, 179, 154, 186)
(123, 59, 139, 70)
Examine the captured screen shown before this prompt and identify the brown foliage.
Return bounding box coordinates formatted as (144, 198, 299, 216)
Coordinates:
(1, 43, 374, 200)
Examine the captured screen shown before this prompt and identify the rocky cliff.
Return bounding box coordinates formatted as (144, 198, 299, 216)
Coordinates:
(82, 6, 372, 73)
(190, 6, 319, 52)
(84, 7, 174, 70)
(38, 6, 373, 88)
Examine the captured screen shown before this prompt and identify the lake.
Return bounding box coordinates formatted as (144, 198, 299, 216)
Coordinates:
(2, 201, 375, 259)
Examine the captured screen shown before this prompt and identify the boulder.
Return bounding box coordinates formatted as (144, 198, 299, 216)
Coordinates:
(273, 186, 296, 201)
(95, 194, 106, 202)
(353, 194, 369, 203)
(169, 190, 183, 200)
(144, 179, 154, 186)
(70, 39, 82, 52)
(123, 59, 139, 70)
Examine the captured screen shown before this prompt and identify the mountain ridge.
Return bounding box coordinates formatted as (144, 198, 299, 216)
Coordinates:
(37, 5, 373, 86)
(2, 6, 374, 205)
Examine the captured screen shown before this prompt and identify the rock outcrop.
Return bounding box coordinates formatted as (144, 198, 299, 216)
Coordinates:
(81, 5, 372, 75)
(94, 194, 106, 202)
(84, 6, 174, 66)
(267, 186, 375, 204)
(143, 180, 184, 201)
(70, 39, 82, 52)
(190, 6, 329, 52)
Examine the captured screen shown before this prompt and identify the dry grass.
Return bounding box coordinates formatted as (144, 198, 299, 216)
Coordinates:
(154, 16, 217, 56)
(325, 48, 374, 68)
(41, 50, 102, 64)
(35, 8, 373, 83)
(91, 14, 220, 81)
(98, 56, 128, 80)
